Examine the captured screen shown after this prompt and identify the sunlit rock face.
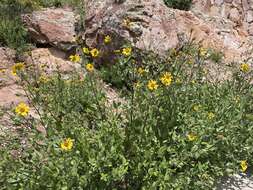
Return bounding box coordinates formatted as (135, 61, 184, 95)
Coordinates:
(22, 8, 77, 51)
(83, 0, 253, 62)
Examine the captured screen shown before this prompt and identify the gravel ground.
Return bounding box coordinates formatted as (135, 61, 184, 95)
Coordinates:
(216, 171, 253, 190)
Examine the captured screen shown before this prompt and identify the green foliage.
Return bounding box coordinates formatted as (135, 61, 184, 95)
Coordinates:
(164, 0, 193, 10)
(0, 17, 28, 52)
(0, 0, 30, 51)
(208, 50, 223, 63)
(0, 40, 253, 189)
(39, 0, 82, 7)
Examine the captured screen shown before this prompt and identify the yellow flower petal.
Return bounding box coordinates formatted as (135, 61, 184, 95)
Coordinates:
(90, 48, 99, 58)
(187, 133, 197, 141)
(240, 160, 248, 172)
(104, 35, 111, 44)
(160, 72, 173, 86)
(86, 63, 94, 72)
(240, 63, 250, 73)
(15, 102, 29, 117)
(60, 138, 74, 151)
(122, 47, 132, 57)
(11, 62, 25, 76)
(147, 80, 158, 91)
(69, 54, 81, 63)
(82, 47, 90, 54)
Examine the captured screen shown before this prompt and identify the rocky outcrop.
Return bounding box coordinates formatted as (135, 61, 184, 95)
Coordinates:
(0, 48, 27, 107)
(0, 47, 16, 68)
(25, 48, 76, 74)
(0, 47, 76, 108)
(83, 0, 252, 62)
(22, 8, 77, 51)
(192, 0, 253, 36)
(191, 0, 253, 60)
(0, 85, 26, 107)
(0, 47, 16, 88)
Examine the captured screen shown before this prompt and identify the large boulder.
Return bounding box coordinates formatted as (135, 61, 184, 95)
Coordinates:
(84, 0, 251, 62)
(191, 0, 253, 59)
(22, 8, 77, 51)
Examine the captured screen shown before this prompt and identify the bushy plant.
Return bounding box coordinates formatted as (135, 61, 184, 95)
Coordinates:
(0, 37, 253, 189)
(0, 0, 31, 51)
(0, 18, 29, 52)
(164, 0, 192, 10)
(39, 0, 82, 7)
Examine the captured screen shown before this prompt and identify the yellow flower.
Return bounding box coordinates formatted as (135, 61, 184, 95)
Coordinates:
(39, 64, 48, 70)
(0, 68, 6, 72)
(187, 133, 197, 141)
(0, 68, 6, 73)
(69, 54, 81, 63)
(104, 35, 111, 44)
(147, 80, 158, 91)
(240, 63, 250, 73)
(240, 160, 248, 172)
(176, 78, 182, 84)
(15, 102, 29, 117)
(234, 96, 240, 104)
(90, 48, 99, 58)
(39, 75, 49, 83)
(82, 47, 90, 54)
(11, 62, 25, 76)
(171, 48, 177, 56)
(188, 59, 194, 65)
(123, 18, 133, 27)
(160, 72, 173, 86)
(193, 105, 201, 112)
(114, 50, 121, 54)
(60, 138, 74, 151)
(199, 47, 207, 57)
(137, 67, 145, 75)
(65, 79, 71, 85)
(86, 63, 94, 72)
(134, 81, 141, 89)
(122, 47, 132, 57)
(207, 112, 215, 120)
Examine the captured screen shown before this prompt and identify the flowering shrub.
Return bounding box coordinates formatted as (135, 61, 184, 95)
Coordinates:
(0, 36, 253, 189)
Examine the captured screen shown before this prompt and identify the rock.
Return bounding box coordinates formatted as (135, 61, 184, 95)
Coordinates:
(0, 47, 16, 68)
(22, 8, 77, 51)
(84, 0, 246, 62)
(221, 3, 231, 18)
(0, 47, 16, 86)
(247, 23, 253, 35)
(246, 10, 253, 23)
(0, 47, 77, 108)
(229, 8, 241, 23)
(0, 84, 26, 107)
(215, 0, 224, 6)
(210, 6, 220, 16)
(25, 48, 76, 74)
(0, 47, 27, 108)
(242, 0, 250, 11)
